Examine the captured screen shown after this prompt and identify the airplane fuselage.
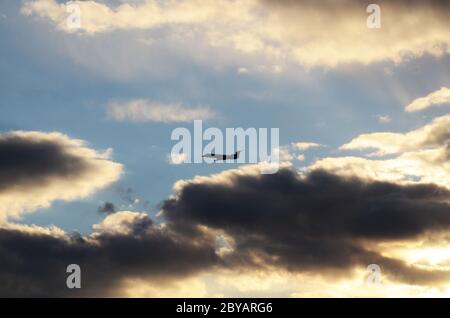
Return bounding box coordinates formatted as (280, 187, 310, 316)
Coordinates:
(203, 152, 240, 161)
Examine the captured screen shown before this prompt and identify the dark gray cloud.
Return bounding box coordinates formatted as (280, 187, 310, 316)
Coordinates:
(163, 169, 450, 241)
(0, 216, 218, 297)
(0, 134, 89, 191)
(162, 168, 450, 284)
(98, 202, 116, 214)
(0, 131, 122, 220)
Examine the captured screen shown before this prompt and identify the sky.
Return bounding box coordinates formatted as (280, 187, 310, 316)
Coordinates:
(1, 0, 450, 297)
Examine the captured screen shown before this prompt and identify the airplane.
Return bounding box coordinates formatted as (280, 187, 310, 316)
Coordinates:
(203, 150, 242, 161)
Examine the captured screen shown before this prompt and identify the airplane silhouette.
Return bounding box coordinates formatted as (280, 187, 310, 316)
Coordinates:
(203, 151, 242, 161)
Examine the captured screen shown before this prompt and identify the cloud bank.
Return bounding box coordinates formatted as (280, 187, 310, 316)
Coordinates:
(3, 163, 450, 296)
(21, 0, 450, 68)
(0, 213, 218, 297)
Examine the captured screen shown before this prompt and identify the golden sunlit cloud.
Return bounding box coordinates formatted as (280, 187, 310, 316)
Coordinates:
(341, 114, 450, 156)
(120, 267, 450, 298)
(405, 87, 450, 112)
(21, 0, 450, 68)
(92, 211, 151, 235)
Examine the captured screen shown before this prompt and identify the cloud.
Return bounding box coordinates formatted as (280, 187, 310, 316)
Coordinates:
(376, 115, 392, 124)
(120, 267, 450, 297)
(98, 202, 116, 214)
(107, 99, 217, 123)
(0, 211, 218, 297)
(310, 146, 450, 190)
(168, 152, 188, 165)
(92, 211, 152, 235)
(3, 161, 450, 295)
(313, 114, 450, 189)
(405, 87, 450, 112)
(21, 0, 450, 69)
(237, 67, 249, 74)
(274, 144, 323, 163)
(0, 131, 122, 221)
(292, 142, 323, 151)
(341, 114, 450, 156)
(21, 0, 248, 34)
(269, 143, 323, 165)
(161, 166, 450, 286)
(273, 146, 294, 162)
(3, 165, 450, 296)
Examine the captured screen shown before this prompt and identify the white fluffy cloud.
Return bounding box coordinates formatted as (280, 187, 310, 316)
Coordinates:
(340, 115, 450, 156)
(167, 152, 188, 165)
(21, 0, 252, 34)
(405, 87, 450, 112)
(311, 147, 450, 190)
(92, 211, 150, 235)
(107, 99, 217, 123)
(311, 114, 450, 189)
